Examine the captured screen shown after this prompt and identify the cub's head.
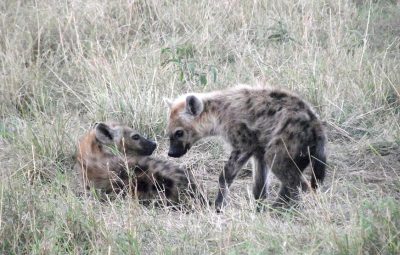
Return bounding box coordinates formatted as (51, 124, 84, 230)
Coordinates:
(165, 95, 205, 158)
(94, 122, 157, 156)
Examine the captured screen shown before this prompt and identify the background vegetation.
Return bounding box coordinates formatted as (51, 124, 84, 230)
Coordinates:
(0, 0, 399, 253)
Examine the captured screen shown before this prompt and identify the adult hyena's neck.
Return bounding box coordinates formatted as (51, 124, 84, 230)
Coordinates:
(198, 95, 228, 137)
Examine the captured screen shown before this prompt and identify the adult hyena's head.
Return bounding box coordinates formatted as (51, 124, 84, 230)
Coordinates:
(94, 122, 157, 156)
(165, 95, 205, 158)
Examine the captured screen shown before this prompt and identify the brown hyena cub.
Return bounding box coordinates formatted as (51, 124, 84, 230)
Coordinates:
(74, 122, 203, 206)
(165, 85, 327, 211)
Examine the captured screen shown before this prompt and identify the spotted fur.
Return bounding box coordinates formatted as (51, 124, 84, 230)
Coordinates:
(74, 122, 202, 206)
(166, 85, 327, 211)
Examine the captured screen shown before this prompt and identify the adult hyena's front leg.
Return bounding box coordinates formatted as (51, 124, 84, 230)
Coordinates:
(215, 150, 251, 212)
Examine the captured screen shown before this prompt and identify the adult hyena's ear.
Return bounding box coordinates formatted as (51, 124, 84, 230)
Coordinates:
(163, 98, 173, 109)
(94, 122, 116, 145)
(185, 95, 204, 116)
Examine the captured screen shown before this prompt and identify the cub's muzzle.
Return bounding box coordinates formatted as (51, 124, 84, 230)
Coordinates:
(140, 139, 157, 156)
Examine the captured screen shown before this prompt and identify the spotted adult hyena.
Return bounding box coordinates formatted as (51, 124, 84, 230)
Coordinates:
(75, 122, 202, 205)
(165, 85, 327, 211)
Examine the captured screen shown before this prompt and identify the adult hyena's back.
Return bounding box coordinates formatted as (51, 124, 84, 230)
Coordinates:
(212, 87, 323, 146)
(213, 87, 327, 188)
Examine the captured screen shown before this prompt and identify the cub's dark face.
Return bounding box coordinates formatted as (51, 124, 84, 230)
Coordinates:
(95, 123, 157, 156)
(120, 128, 157, 156)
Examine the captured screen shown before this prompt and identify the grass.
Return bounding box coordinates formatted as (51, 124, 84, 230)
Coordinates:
(1, 0, 399, 254)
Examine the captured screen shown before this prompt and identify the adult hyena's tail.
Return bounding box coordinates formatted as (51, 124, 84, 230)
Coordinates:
(310, 128, 327, 190)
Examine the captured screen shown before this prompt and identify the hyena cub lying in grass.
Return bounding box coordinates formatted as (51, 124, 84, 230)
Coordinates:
(166, 85, 327, 211)
(75, 122, 203, 206)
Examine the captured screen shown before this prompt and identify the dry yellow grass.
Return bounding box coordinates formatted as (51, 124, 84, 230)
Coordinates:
(0, 0, 399, 254)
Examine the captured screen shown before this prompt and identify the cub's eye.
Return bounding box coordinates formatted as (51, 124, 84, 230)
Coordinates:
(175, 130, 184, 138)
(131, 134, 140, 140)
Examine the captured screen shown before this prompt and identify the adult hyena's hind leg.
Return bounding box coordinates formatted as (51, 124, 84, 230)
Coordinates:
(271, 162, 304, 208)
(266, 139, 311, 208)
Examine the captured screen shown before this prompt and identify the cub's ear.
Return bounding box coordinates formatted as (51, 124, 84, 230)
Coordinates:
(185, 95, 204, 116)
(163, 98, 173, 109)
(94, 122, 116, 145)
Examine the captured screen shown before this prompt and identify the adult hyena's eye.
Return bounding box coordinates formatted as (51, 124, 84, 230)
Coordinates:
(175, 130, 184, 138)
(131, 134, 140, 140)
